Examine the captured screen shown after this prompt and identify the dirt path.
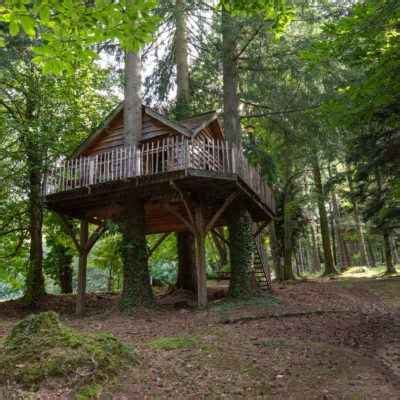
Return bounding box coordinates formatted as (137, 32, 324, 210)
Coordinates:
(1, 278, 400, 399)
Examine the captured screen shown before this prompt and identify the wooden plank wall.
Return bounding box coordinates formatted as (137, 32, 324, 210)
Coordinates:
(85, 111, 179, 155)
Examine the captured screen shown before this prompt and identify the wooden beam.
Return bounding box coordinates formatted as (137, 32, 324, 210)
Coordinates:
(148, 233, 170, 258)
(253, 220, 269, 238)
(205, 192, 238, 233)
(164, 203, 195, 234)
(85, 223, 107, 252)
(211, 228, 230, 247)
(169, 180, 195, 228)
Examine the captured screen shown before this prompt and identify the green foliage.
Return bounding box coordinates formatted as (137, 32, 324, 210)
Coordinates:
(91, 233, 122, 292)
(148, 335, 199, 350)
(76, 384, 103, 400)
(44, 217, 74, 294)
(0, 312, 135, 389)
(0, 0, 160, 74)
(220, 0, 293, 33)
(151, 262, 177, 285)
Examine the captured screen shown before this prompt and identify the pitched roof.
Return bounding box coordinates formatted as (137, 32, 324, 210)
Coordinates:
(72, 103, 223, 157)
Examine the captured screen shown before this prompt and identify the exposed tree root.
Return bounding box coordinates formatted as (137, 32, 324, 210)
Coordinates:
(221, 309, 355, 324)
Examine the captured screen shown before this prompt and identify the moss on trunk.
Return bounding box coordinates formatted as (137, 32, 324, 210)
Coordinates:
(227, 206, 255, 298)
(117, 199, 154, 311)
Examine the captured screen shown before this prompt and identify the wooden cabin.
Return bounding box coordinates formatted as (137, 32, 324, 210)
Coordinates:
(44, 103, 276, 308)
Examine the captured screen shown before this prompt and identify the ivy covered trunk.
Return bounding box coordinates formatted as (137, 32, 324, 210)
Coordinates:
(176, 231, 196, 292)
(118, 199, 154, 310)
(24, 149, 46, 305)
(227, 207, 254, 298)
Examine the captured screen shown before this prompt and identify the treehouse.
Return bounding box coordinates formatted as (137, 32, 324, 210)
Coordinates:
(44, 103, 276, 309)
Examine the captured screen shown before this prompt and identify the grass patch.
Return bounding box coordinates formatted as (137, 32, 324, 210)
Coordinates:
(0, 312, 135, 392)
(76, 383, 103, 400)
(148, 335, 199, 350)
(259, 338, 290, 349)
(341, 265, 391, 279)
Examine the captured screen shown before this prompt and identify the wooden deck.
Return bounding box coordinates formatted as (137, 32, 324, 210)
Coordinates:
(44, 138, 275, 232)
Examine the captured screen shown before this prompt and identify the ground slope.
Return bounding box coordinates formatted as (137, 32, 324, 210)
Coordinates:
(0, 274, 399, 399)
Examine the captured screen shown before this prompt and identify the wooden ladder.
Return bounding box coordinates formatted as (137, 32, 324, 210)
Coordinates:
(253, 228, 272, 291)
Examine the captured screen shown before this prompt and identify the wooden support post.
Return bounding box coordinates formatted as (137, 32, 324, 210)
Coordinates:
(76, 219, 88, 316)
(205, 192, 238, 233)
(194, 207, 207, 307)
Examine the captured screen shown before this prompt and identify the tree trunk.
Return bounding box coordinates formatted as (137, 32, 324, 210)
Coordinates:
(194, 208, 207, 306)
(24, 162, 46, 305)
(269, 222, 283, 280)
(107, 266, 113, 292)
(227, 207, 254, 298)
(310, 221, 321, 273)
(175, 0, 190, 118)
(222, 9, 254, 295)
(383, 230, 396, 274)
(330, 190, 351, 269)
(59, 260, 73, 294)
(390, 236, 399, 265)
(119, 50, 152, 309)
(347, 172, 370, 267)
(176, 231, 196, 291)
(118, 199, 154, 310)
(312, 156, 337, 276)
(329, 201, 337, 266)
(222, 9, 240, 146)
(282, 187, 296, 280)
(367, 237, 377, 268)
(124, 51, 142, 146)
(173, 0, 198, 292)
(76, 219, 88, 315)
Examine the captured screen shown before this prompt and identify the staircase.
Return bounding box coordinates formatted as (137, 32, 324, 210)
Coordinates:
(253, 231, 272, 291)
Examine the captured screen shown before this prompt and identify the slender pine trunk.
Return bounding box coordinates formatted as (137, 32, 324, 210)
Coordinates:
(283, 188, 296, 280)
(367, 238, 377, 268)
(269, 222, 283, 280)
(175, 0, 190, 118)
(310, 221, 321, 273)
(312, 156, 337, 276)
(383, 230, 396, 274)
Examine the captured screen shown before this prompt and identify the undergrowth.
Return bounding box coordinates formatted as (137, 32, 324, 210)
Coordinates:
(0, 311, 135, 396)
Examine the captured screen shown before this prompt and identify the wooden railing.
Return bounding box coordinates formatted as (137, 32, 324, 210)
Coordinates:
(44, 137, 275, 212)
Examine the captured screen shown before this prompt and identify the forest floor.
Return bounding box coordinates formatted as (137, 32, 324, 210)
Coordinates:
(0, 268, 400, 399)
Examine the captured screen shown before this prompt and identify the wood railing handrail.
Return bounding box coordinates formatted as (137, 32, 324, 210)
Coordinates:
(44, 137, 275, 213)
